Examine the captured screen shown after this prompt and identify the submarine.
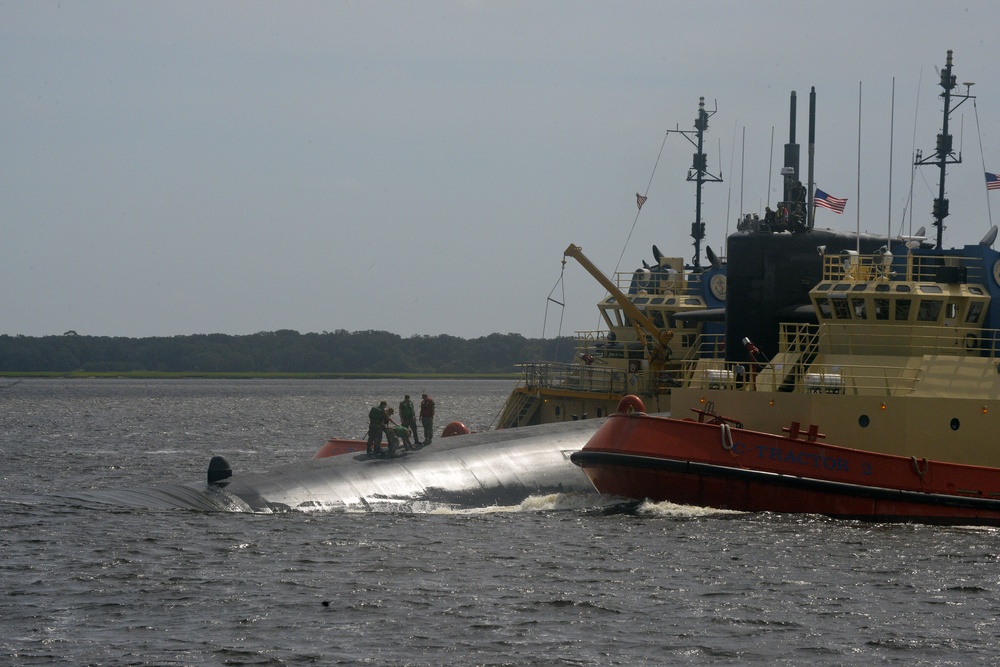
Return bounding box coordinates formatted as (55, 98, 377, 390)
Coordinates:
(55, 419, 604, 513)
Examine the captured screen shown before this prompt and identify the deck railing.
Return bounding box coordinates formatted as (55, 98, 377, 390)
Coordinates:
(822, 251, 984, 283)
(779, 322, 1000, 358)
(677, 320, 1000, 396)
(679, 358, 923, 396)
(515, 361, 631, 395)
(612, 268, 704, 292)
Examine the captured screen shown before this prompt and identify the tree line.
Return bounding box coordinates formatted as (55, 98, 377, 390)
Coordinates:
(0, 330, 574, 375)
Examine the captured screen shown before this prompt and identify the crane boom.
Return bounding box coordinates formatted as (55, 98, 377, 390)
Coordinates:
(563, 244, 674, 369)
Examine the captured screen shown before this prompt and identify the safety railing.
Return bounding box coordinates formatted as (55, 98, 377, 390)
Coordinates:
(822, 251, 984, 283)
(778, 322, 1000, 359)
(514, 361, 631, 395)
(613, 268, 705, 293)
(679, 358, 923, 396)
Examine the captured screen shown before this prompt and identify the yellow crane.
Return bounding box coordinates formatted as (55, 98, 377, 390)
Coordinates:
(563, 243, 674, 372)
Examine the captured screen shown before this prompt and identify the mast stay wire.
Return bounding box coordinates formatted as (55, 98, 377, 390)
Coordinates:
(897, 66, 924, 239)
(614, 129, 671, 276)
(592, 129, 672, 334)
(973, 96, 994, 232)
(724, 119, 738, 243)
(541, 128, 672, 355)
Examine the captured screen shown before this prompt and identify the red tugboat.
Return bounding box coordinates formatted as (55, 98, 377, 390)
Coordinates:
(571, 51, 1000, 524)
(575, 394, 1000, 523)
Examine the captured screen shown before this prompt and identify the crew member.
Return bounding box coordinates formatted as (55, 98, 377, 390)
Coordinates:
(420, 393, 435, 447)
(399, 395, 421, 447)
(392, 424, 414, 450)
(382, 407, 399, 457)
(367, 401, 388, 457)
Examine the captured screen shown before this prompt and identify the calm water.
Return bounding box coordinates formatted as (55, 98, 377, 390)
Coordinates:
(1, 378, 999, 666)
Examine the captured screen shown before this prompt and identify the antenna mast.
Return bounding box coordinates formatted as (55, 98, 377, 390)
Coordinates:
(668, 97, 723, 270)
(915, 50, 975, 248)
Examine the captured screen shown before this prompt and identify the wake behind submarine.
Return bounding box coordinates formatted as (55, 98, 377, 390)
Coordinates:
(60, 419, 604, 513)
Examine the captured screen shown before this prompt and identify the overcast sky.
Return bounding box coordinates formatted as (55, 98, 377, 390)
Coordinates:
(3, 1, 1000, 339)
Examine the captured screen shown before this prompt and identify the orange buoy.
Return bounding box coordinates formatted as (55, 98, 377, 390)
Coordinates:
(441, 421, 471, 437)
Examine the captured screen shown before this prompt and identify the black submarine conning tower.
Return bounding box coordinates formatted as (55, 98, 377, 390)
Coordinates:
(667, 97, 723, 271)
(783, 90, 800, 205)
(807, 86, 816, 229)
(915, 49, 975, 249)
(725, 86, 882, 362)
(771, 89, 813, 231)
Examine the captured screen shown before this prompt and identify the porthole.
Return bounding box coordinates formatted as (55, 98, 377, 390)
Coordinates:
(950, 418, 960, 431)
(858, 415, 870, 428)
(555, 405, 561, 417)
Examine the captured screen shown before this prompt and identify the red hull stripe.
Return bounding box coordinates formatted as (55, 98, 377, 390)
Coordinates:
(571, 451, 1000, 514)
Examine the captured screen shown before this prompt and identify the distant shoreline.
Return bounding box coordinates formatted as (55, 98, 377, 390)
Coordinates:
(0, 371, 519, 380)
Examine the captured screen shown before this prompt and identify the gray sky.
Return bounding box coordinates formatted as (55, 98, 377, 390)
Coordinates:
(3, 1, 1000, 339)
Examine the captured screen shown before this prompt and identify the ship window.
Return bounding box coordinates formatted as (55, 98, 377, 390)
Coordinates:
(859, 415, 870, 428)
(833, 283, 851, 292)
(684, 298, 702, 305)
(950, 417, 960, 431)
(894, 299, 912, 321)
(665, 298, 676, 305)
(917, 300, 943, 322)
(650, 311, 666, 328)
(832, 296, 851, 319)
(969, 286, 984, 296)
(851, 297, 867, 319)
(895, 285, 912, 292)
(919, 285, 944, 294)
(946, 302, 958, 319)
(633, 297, 650, 305)
(875, 284, 891, 292)
(816, 297, 833, 319)
(874, 298, 890, 320)
(603, 306, 625, 328)
(966, 301, 985, 323)
(818, 283, 832, 291)
(650, 297, 664, 305)
(852, 284, 868, 292)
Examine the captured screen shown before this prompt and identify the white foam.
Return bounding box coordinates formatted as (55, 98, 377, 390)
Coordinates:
(419, 492, 607, 515)
(635, 499, 744, 518)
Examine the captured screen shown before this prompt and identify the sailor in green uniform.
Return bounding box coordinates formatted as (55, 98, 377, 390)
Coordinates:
(391, 424, 414, 450)
(399, 395, 421, 447)
(382, 407, 400, 457)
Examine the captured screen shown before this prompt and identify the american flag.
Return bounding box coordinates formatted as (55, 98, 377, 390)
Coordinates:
(636, 193, 648, 210)
(814, 188, 847, 214)
(986, 172, 1000, 191)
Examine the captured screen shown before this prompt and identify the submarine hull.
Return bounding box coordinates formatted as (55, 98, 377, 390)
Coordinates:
(58, 419, 604, 513)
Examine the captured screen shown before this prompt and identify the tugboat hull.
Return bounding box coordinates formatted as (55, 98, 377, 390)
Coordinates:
(572, 403, 1000, 525)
